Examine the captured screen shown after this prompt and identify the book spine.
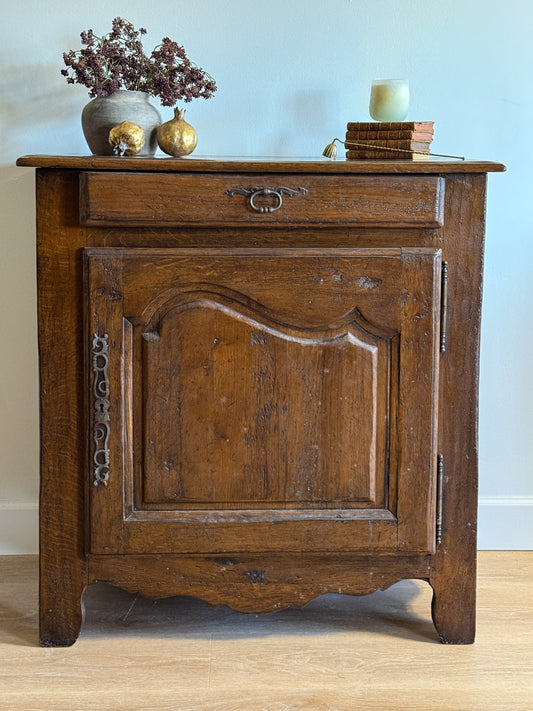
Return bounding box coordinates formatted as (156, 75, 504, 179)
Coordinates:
(346, 121, 434, 132)
(345, 130, 434, 142)
(345, 138, 432, 150)
(346, 149, 429, 160)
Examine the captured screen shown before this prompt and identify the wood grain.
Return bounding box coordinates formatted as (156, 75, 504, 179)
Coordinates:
(17, 153, 506, 174)
(430, 174, 488, 643)
(21, 157, 505, 646)
(35, 170, 88, 646)
(79, 172, 445, 227)
(85, 247, 440, 556)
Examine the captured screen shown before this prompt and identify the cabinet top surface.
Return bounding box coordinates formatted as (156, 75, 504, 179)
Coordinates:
(17, 154, 505, 174)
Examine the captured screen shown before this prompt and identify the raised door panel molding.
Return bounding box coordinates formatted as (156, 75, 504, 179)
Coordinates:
(137, 291, 393, 510)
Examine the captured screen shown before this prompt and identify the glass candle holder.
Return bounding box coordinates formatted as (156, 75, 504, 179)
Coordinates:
(369, 79, 409, 122)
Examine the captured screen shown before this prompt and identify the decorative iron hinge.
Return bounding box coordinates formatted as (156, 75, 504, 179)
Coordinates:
(436, 453, 444, 545)
(440, 261, 449, 352)
(92, 333, 110, 486)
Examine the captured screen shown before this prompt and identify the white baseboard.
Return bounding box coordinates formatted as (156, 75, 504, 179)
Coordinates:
(477, 496, 533, 550)
(0, 501, 39, 555)
(0, 498, 532, 554)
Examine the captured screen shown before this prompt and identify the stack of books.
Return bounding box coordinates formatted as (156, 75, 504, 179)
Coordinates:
(345, 121, 434, 160)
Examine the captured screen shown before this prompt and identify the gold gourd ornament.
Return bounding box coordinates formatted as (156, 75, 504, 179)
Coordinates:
(108, 121, 146, 156)
(157, 108, 198, 157)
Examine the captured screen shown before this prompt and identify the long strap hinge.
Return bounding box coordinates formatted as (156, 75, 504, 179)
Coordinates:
(436, 453, 444, 545)
(440, 261, 449, 352)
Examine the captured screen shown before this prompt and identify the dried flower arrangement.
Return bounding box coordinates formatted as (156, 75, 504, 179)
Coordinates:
(61, 17, 217, 106)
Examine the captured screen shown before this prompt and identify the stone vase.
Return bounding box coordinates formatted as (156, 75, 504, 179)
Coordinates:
(81, 90, 162, 156)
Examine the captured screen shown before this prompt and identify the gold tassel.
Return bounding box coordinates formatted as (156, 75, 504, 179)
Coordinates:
(322, 141, 338, 159)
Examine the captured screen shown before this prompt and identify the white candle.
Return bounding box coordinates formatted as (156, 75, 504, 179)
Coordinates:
(369, 79, 409, 122)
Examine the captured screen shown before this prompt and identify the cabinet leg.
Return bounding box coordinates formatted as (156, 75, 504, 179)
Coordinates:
(40, 592, 85, 647)
(430, 571, 476, 644)
(40, 563, 86, 647)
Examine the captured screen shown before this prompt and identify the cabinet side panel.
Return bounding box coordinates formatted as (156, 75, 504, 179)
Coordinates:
(430, 174, 487, 643)
(36, 169, 88, 645)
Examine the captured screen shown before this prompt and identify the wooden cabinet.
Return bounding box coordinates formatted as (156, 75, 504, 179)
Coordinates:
(17, 155, 504, 646)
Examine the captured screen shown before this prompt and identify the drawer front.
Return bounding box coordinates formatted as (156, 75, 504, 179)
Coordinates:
(80, 172, 444, 228)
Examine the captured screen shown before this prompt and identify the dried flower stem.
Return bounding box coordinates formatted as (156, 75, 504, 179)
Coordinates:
(61, 17, 217, 106)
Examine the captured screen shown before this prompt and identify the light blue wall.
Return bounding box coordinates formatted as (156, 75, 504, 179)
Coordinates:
(1, 0, 531, 551)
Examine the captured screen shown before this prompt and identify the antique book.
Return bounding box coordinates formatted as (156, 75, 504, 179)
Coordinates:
(346, 148, 430, 160)
(346, 130, 434, 142)
(346, 121, 434, 132)
(345, 138, 433, 151)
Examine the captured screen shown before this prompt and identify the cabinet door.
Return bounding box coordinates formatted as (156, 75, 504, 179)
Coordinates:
(85, 247, 441, 555)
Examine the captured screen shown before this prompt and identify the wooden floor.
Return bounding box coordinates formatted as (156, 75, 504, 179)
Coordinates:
(0, 552, 531, 711)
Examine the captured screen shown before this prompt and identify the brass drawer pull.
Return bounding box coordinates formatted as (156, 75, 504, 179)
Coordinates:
(226, 186, 308, 213)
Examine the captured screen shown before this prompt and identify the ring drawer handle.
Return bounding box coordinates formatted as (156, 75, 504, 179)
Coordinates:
(250, 187, 282, 213)
(226, 186, 308, 213)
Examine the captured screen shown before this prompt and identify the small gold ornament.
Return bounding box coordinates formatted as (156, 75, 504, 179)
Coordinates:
(157, 108, 198, 157)
(108, 121, 146, 156)
(322, 141, 338, 160)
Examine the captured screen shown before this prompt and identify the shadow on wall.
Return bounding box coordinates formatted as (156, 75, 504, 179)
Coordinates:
(0, 62, 86, 158)
(1, 61, 341, 158)
(0, 63, 80, 124)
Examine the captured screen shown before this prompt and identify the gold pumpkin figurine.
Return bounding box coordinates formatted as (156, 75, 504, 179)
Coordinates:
(108, 121, 146, 156)
(157, 108, 198, 157)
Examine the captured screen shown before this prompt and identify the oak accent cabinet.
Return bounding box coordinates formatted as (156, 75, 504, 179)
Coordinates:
(17, 155, 504, 646)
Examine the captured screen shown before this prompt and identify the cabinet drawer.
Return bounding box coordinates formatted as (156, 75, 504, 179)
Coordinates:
(80, 172, 444, 228)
